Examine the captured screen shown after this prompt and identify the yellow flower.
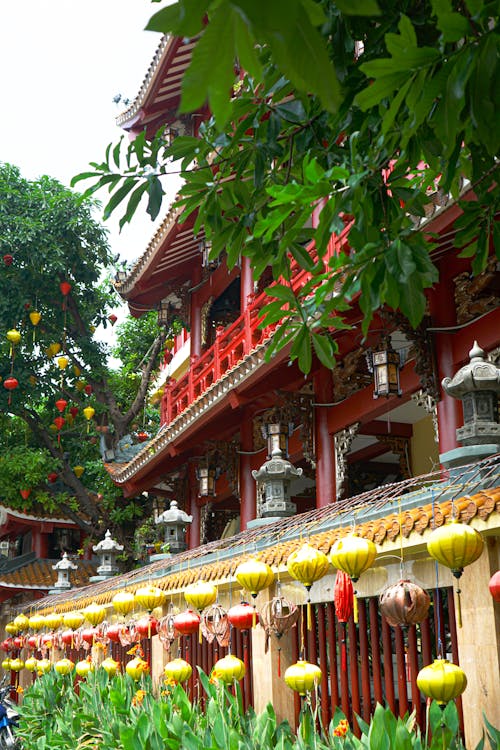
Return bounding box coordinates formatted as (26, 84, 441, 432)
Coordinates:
(16, 686, 24, 694)
(333, 719, 349, 737)
(131, 689, 146, 706)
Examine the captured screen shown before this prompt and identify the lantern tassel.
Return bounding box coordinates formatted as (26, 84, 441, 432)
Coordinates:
(353, 592, 359, 624)
(199, 624, 202, 644)
(307, 600, 312, 631)
(455, 587, 462, 628)
(252, 605, 257, 629)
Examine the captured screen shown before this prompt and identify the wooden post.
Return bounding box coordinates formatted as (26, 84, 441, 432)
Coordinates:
(239, 409, 256, 530)
(314, 369, 336, 507)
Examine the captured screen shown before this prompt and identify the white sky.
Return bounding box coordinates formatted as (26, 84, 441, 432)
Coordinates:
(0, 0, 167, 267)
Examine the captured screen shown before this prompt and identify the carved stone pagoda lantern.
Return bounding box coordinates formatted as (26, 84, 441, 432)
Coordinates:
(156, 499, 193, 554)
(252, 421, 302, 519)
(92, 530, 124, 579)
(51, 552, 77, 592)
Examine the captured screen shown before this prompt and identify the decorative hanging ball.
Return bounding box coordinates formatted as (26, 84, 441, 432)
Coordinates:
(28, 614, 46, 631)
(75, 380, 85, 392)
(108, 314, 118, 326)
(62, 611, 85, 630)
(379, 580, 430, 628)
(73, 364, 81, 377)
(29, 311, 41, 326)
(54, 658, 74, 675)
(235, 558, 275, 597)
(9, 658, 24, 673)
(81, 628, 98, 646)
(101, 657, 120, 677)
(13, 614, 30, 632)
(45, 612, 63, 630)
(69, 406, 79, 418)
(83, 602, 106, 626)
(416, 659, 467, 704)
(59, 281, 72, 296)
(134, 586, 167, 612)
(284, 660, 322, 696)
(37, 658, 52, 674)
(0, 640, 12, 653)
(20, 489, 31, 500)
(83, 406, 95, 422)
(84, 384, 93, 395)
(24, 657, 38, 672)
(184, 581, 218, 611)
(53, 416, 65, 431)
(27, 635, 39, 650)
(135, 616, 159, 638)
(47, 472, 58, 483)
(227, 602, 257, 631)
(75, 660, 94, 677)
(489, 570, 500, 603)
(3, 377, 19, 391)
(3, 254, 13, 266)
(13, 636, 24, 651)
(126, 657, 149, 681)
(57, 356, 69, 370)
(164, 658, 192, 684)
(73, 465, 85, 478)
(55, 398, 68, 413)
(1, 659, 11, 671)
(5, 622, 18, 636)
(173, 609, 201, 636)
(41, 633, 54, 649)
(6, 329, 21, 346)
(112, 591, 135, 616)
(211, 654, 245, 684)
(105, 624, 124, 644)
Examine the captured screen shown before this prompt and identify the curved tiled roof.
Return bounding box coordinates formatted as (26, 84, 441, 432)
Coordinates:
(0, 559, 97, 591)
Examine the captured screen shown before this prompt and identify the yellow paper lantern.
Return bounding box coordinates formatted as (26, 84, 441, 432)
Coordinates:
(54, 658, 74, 675)
(13, 614, 30, 632)
(1, 659, 11, 671)
(75, 380, 85, 392)
(184, 581, 218, 611)
(48, 343, 61, 357)
(6, 329, 21, 345)
(75, 660, 94, 677)
(28, 614, 46, 631)
(73, 465, 85, 478)
(5, 622, 18, 636)
(235, 558, 275, 596)
(417, 659, 467, 704)
(329, 535, 377, 622)
(287, 543, 330, 629)
(24, 657, 38, 672)
(83, 602, 106, 626)
(134, 586, 167, 612)
(112, 591, 135, 616)
(284, 660, 322, 695)
(62, 611, 85, 630)
(37, 658, 52, 674)
(29, 311, 41, 326)
(164, 658, 192, 684)
(83, 406, 95, 421)
(101, 657, 119, 677)
(211, 654, 245, 684)
(126, 657, 148, 681)
(57, 356, 69, 370)
(9, 658, 24, 672)
(45, 612, 63, 630)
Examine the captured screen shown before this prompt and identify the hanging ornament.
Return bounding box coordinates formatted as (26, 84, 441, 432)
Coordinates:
(29, 311, 41, 326)
(287, 543, 330, 630)
(57, 356, 69, 370)
(134, 585, 167, 612)
(158, 604, 178, 652)
(45, 612, 63, 630)
(55, 398, 68, 413)
(37, 658, 52, 674)
(329, 534, 377, 623)
(227, 602, 256, 631)
(61, 630, 74, 646)
(135, 616, 159, 638)
(173, 609, 201, 636)
(184, 581, 218, 611)
(426, 521, 484, 627)
(1, 659, 11, 671)
(333, 570, 353, 672)
(416, 658, 467, 704)
(54, 416, 65, 431)
(69, 405, 79, 418)
(6, 329, 21, 351)
(112, 591, 135, 616)
(24, 657, 38, 672)
(75, 659, 94, 678)
(75, 380, 85, 392)
(47, 472, 58, 483)
(83, 406, 95, 432)
(13, 614, 29, 632)
(83, 602, 106, 626)
(108, 314, 118, 326)
(9, 658, 24, 673)
(28, 614, 46, 631)
(47, 343, 61, 358)
(284, 660, 322, 696)
(5, 623, 18, 636)
(3, 376, 18, 391)
(62, 611, 85, 630)
(260, 583, 299, 676)
(211, 654, 245, 684)
(60, 281, 72, 296)
(3, 254, 13, 266)
(84, 384, 93, 395)
(105, 623, 128, 644)
(200, 603, 230, 647)
(55, 658, 74, 675)
(73, 465, 85, 478)
(20, 489, 31, 501)
(126, 657, 149, 681)
(379, 580, 430, 628)
(164, 658, 192, 684)
(235, 558, 275, 627)
(101, 657, 120, 677)
(489, 570, 500, 603)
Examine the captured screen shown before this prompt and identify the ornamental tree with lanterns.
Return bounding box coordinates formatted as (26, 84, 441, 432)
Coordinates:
(0, 163, 167, 544)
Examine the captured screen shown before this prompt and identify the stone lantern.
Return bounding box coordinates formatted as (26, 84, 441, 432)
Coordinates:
(51, 552, 77, 592)
(156, 500, 193, 554)
(252, 422, 302, 519)
(92, 530, 123, 580)
(442, 341, 500, 446)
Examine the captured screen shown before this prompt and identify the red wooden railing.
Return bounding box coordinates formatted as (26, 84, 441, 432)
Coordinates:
(161, 222, 353, 425)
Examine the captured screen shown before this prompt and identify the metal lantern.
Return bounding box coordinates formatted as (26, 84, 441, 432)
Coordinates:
(134, 586, 167, 612)
(426, 521, 484, 626)
(112, 591, 135, 617)
(211, 654, 245, 684)
(261, 421, 293, 459)
(156, 499, 193, 554)
(196, 464, 219, 497)
(489, 570, 500, 602)
(379, 580, 430, 627)
(83, 602, 106, 627)
(164, 658, 192, 684)
(329, 535, 377, 622)
(367, 337, 402, 399)
(260, 585, 299, 675)
(157, 300, 169, 327)
(284, 660, 322, 696)
(52, 552, 78, 591)
(200, 604, 230, 647)
(184, 581, 217, 611)
(92, 529, 124, 579)
(287, 543, 330, 629)
(416, 658, 467, 704)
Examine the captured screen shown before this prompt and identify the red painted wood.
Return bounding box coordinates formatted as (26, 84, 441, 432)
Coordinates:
(421, 616, 433, 666)
(239, 409, 256, 529)
(394, 626, 409, 716)
(314, 370, 336, 507)
(357, 599, 372, 723)
(348, 617, 361, 728)
(407, 625, 422, 727)
(326, 602, 340, 714)
(291, 613, 301, 727)
(317, 605, 331, 727)
(381, 616, 396, 712)
(369, 598, 384, 705)
(339, 617, 350, 720)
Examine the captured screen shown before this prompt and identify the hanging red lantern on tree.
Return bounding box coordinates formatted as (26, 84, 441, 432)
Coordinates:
(489, 570, 500, 603)
(108, 314, 118, 325)
(84, 384, 93, 395)
(69, 406, 79, 418)
(3, 376, 18, 391)
(60, 281, 72, 296)
(20, 489, 31, 501)
(47, 472, 58, 483)
(54, 416, 65, 431)
(55, 398, 68, 413)
(3, 254, 13, 266)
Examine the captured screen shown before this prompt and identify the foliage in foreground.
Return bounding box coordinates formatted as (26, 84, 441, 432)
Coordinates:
(16, 668, 500, 750)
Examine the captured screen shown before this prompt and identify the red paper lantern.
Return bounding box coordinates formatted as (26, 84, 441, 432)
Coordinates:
(27, 635, 39, 650)
(108, 314, 117, 325)
(136, 431, 149, 442)
(173, 610, 201, 636)
(489, 570, 500, 603)
(84, 384, 93, 395)
(61, 630, 74, 646)
(81, 628, 98, 645)
(3, 254, 13, 266)
(60, 281, 72, 296)
(105, 624, 125, 644)
(227, 602, 257, 630)
(3, 377, 18, 391)
(69, 406, 79, 418)
(54, 416, 65, 430)
(20, 489, 31, 500)
(55, 398, 68, 413)
(48, 472, 58, 483)
(0, 639, 12, 653)
(135, 616, 159, 638)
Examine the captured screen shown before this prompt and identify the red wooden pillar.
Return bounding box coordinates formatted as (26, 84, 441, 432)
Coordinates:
(314, 369, 336, 507)
(428, 281, 462, 455)
(190, 265, 202, 360)
(240, 256, 254, 312)
(32, 530, 49, 558)
(239, 409, 256, 530)
(188, 465, 200, 549)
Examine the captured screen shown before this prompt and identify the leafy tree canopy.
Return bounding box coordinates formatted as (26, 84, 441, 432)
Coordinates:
(0, 164, 167, 550)
(74, 0, 500, 373)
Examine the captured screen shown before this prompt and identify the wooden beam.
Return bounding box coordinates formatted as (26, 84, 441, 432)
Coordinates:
(361, 420, 413, 438)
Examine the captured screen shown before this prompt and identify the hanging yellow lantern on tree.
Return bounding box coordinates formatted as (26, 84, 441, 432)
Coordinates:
(73, 465, 85, 478)
(83, 406, 95, 432)
(29, 311, 41, 327)
(426, 521, 484, 627)
(329, 534, 377, 622)
(284, 660, 322, 695)
(286, 543, 330, 630)
(57, 356, 69, 370)
(6, 329, 21, 347)
(47, 343, 61, 358)
(416, 658, 467, 704)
